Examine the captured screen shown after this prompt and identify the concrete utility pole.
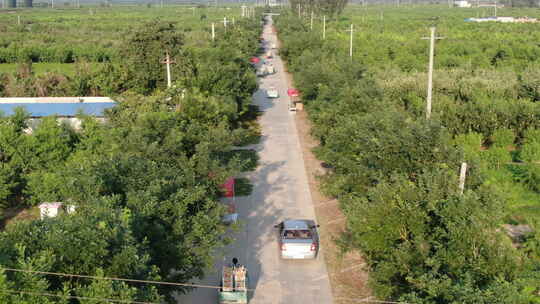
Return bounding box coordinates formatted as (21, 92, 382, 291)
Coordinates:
(232, 17, 235, 25)
(494, 0, 498, 17)
(422, 27, 444, 119)
(223, 16, 229, 31)
(323, 15, 326, 40)
(161, 52, 176, 88)
(241, 5, 246, 17)
(310, 11, 313, 30)
(211, 22, 215, 41)
(458, 162, 467, 194)
(17, 16, 20, 26)
(297, 4, 301, 17)
(345, 24, 354, 59)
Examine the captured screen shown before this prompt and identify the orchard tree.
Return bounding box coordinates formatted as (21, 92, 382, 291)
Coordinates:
(119, 20, 185, 95)
(289, 0, 348, 17)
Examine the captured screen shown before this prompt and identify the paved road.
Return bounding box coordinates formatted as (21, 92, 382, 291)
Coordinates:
(176, 16, 334, 304)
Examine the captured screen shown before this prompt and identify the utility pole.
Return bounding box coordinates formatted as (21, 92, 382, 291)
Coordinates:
(494, 0, 497, 17)
(297, 4, 300, 17)
(345, 24, 354, 59)
(310, 11, 313, 30)
(17, 16, 20, 26)
(223, 16, 229, 31)
(161, 52, 176, 88)
(347, 24, 354, 60)
(323, 15, 326, 40)
(421, 27, 444, 119)
(211, 22, 215, 41)
(458, 162, 467, 194)
(232, 17, 235, 26)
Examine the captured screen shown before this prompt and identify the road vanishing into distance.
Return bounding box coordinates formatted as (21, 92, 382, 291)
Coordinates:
(176, 15, 334, 304)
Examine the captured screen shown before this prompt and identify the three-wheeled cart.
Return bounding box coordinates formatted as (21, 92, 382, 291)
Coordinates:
(219, 263, 248, 304)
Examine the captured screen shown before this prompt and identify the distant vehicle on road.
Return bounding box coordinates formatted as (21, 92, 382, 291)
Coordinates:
(266, 87, 279, 98)
(256, 64, 275, 77)
(274, 219, 319, 259)
(219, 258, 248, 304)
(265, 64, 275, 74)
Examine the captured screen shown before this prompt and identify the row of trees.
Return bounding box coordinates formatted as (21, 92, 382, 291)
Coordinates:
(0, 14, 262, 303)
(275, 11, 540, 303)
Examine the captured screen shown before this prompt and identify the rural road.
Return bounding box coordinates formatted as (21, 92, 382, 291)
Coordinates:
(176, 15, 334, 304)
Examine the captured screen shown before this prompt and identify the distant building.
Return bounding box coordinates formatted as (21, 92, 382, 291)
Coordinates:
(454, 0, 472, 7)
(265, 0, 281, 6)
(0, 97, 116, 134)
(465, 16, 537, 23)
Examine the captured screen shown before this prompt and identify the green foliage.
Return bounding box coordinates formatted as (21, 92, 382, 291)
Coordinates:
(343, 170, 525, 303)
(119, 20, 184, 94)
(452, 132, 483, 164)
(481, 147, 513, 169)
(492, 128, 516, 148)
(520, 142, 540, 163)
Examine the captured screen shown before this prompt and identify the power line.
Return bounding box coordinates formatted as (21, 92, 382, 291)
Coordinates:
(336, 297, 411, 304)
(1, 289, 158, 304)
(0, 267, 256, 291)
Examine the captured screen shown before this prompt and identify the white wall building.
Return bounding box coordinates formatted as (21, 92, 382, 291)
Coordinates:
(455, 0, 472, 7)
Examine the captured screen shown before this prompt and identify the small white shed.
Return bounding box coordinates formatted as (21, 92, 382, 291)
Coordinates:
(454, 0, 471, 7)
(38, 202, 63, 219)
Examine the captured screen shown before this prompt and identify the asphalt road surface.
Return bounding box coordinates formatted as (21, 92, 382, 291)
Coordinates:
(176, 15, 334, 304)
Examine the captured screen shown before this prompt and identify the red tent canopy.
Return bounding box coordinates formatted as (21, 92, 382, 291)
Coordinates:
(287, 88, 300, 97)
(249, 57, 260, 64)
(221, 177, 235, 197)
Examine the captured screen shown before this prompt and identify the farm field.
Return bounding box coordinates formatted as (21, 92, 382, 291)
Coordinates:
(0, 62, 102, 75)
(276, 4, 540, 303)
(0, 5, 250, 96)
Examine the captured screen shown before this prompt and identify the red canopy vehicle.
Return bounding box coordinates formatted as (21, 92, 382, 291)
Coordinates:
(287, 88, 300, 97)
(249, 57, 260, 64)
(221, 177, 236, 198)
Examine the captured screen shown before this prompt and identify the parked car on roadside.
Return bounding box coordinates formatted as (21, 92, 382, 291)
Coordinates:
(274, 219, 319, 259)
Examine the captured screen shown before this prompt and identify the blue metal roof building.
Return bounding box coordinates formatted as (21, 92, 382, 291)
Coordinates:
(0, 97, 116, 118)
